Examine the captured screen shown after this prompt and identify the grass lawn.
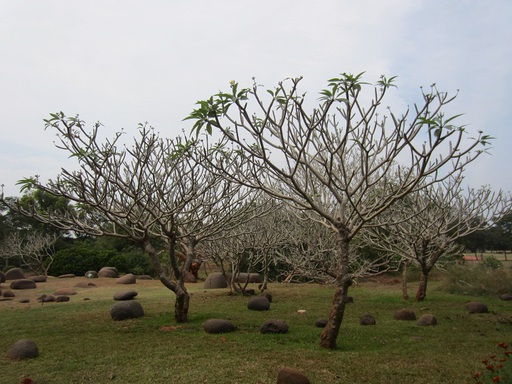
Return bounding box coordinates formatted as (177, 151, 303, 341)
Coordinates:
(2, 274, 512, 383)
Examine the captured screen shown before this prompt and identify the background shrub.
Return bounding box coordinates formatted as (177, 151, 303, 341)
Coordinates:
(440, 264, 512, 296)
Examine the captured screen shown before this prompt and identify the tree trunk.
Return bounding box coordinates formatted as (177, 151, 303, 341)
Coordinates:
(160, 274, 190, 323)
(401, 260, 410, 300)
(174, 286, 190, 323)
(320, 230, 351, 349)
(142, 239, 164, 275)
(415, 268, 430, 301)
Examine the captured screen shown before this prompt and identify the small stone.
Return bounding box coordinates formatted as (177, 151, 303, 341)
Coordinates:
(315, 318, 328, 328)
(360, 314, 376, 325)
(56, 295, 70, 302)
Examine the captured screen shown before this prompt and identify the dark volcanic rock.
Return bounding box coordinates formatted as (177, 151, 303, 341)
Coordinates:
(5, 268, 25, 280)
(360, 314, 376, 326)
(276, 367, 311, 384)
(116, 273, 137, 284)
(203, 272, 228, 289)
(7, 339, 39, 360)
(203, 318, 236, 334)
(113, 291, 139, 301)
(10, 279, 37, 290)
(465, 301, 489, 314)
(247, 296, 270, 311)
(393, 309, 416, 321)
(110, 301, 144, 320)
(315, 318, 328, 328)
(260, 319, 289, 334)
(417, 314, 437, 326)
(98, 267, 119, 278)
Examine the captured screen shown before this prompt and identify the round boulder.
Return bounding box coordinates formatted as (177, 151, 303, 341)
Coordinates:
(7, 339, 38, 360)
(360, 314, 376, 326)
(85, 270, 98, 278)
(111, 301, 144, 321)
(203, 272, 228, 289)
(393, 309, 416, 321)
(417, 314, 437, 326)
(499, 293, 512, 301)
(113, 291, 138, 301)
(465, 301, 489, 314)
(56, 295, 70, 302)
(277, 367, 311, 384)
(98, 267, 119, 278)
(5, 267, 25, 280)
(260, 319, 288, 334)
(0, 271, 6, 282)
(203, 318, 236, 334)
(3, 289, 15, 298)
(247, 296, 270, 311)
(10, 279, 37, 290)
(116, 273, 136, 285)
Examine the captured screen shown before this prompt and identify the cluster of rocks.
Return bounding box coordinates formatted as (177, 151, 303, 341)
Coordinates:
(108, 272, 146, 320)
(202, 272, 262, 289)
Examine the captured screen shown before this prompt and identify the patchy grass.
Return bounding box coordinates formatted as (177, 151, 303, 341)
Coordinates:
(1, 275, 512, 383)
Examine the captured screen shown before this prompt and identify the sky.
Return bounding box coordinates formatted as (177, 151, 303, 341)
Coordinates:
(1, 1, 511, 198)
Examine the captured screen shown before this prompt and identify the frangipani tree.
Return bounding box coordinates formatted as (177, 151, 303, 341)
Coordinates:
(2, 113, 263, 322)
(362, 173, 510, 301)
(186, 72, 489, 349)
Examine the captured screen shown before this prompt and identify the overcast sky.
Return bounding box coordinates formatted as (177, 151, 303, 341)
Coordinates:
(1, 1, 511, 197)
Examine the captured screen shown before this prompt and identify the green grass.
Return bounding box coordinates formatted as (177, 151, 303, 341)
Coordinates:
(2, 277, 512, 383)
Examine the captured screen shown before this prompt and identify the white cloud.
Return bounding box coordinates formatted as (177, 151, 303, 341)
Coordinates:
(1, 0, 511, 196)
